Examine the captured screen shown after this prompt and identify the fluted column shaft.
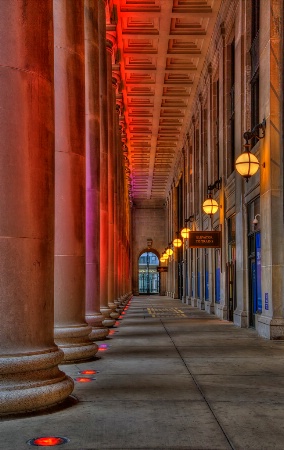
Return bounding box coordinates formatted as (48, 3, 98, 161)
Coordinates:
(113, 101, 121, 305)
(98, 0, 115, 326)
(106, 37, 118, 319)
(0, 0, 73, 414)
(85, 0, 108, 340)
(118, 150, 124, 300)
(53, 0, 97, 361)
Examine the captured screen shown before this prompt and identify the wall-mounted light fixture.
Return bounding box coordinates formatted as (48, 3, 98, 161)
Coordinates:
(180, 215, 195, 238)
(252, 214, 261, 226)
(147, 238, 153, 249)
(173, 232, 183, 248)
(235, 119, 266, 181)
(202, 178, 221, 216)
(165, 245, 174, 256)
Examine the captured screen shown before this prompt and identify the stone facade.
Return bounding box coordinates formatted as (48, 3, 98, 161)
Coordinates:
(165, 0, 284, 339)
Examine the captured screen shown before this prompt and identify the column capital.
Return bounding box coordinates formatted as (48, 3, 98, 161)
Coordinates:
(106, 30, 116, 47)
(112, 76, 118, 89)
(106, 38, 114, 53)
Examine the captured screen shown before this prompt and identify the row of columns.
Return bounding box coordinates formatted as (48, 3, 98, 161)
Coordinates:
(0, 0, 132, 415)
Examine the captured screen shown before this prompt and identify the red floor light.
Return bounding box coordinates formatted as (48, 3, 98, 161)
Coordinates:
(114, 321, 120, 326)
(98, 343, 109, 351)
(109, 329, 118, 335)
(74, 377, 95, 382)
(79, 370, 97, 375)
(27, 436, 69, 446)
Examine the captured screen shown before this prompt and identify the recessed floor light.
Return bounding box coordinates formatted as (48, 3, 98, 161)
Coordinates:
(27, 436, 69, 446)
(109, 329, 118, 335)
(74, 377, 96, 382)
(79, 370, 98, 375)
(98, 343, 109, 351)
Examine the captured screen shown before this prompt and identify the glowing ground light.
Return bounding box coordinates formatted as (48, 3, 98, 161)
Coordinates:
(27, 436, 69, 446)
(79, 370, 97, 375)
(109, 329, 118, 335)
(119, 315, 123, 319)
(114, 321, 120, 326)
(74, 377, 96, 382)
(98, 343, 109, 351)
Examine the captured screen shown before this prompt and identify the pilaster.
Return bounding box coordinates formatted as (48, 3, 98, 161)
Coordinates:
(257, 0, 284, 339)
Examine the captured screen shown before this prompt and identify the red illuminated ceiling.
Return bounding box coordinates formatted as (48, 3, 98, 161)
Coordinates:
(114, 0, 222, 205)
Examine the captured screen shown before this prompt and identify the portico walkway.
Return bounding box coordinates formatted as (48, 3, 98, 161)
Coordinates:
(2, 295, 284, 450)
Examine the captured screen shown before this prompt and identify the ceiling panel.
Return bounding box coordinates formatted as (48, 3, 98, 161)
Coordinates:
(114, 0, 222, 204)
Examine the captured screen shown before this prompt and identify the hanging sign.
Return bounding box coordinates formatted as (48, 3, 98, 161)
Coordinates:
(187, 231, 221, 248)
(157, 266, 168, 272)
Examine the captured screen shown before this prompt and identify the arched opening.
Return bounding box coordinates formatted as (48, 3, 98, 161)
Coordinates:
(138, 251, 160, 294)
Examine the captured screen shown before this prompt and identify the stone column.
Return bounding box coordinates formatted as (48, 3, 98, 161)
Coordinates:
(113, 88, 122, 307)
(118, 155, 124, 300)
(98, 0, 115, 326)
(118, 138, 126, 301)
(121, 173, 127, 299)
(0, 1, 73, 414)
(85, 0, 109, 340)
(106, 36, 119, 319)
(53, 0, 97, 361)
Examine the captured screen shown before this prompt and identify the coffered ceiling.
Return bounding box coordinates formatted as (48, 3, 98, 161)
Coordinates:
(113, 0, 222, 206)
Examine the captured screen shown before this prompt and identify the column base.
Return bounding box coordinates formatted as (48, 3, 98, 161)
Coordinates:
(256, 315, 284, 340)
(233, 308, 248, 328)
(215, 303, 228, 321)
(86, 313, 109, 340)
(89, 328, 109, 340)
(205, 301, 214, 314)
(55, 324, 98, 363)
(0, 347, 74, 415)
(197, 299, 205, 310)
(120, 294, 127, 304)
(100, 307, 115, 327)
(109, 302, 119, 319)
(190, 297, 197, 307)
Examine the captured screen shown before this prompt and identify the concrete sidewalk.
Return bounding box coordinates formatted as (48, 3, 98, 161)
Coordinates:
(1, 295, 284, 450)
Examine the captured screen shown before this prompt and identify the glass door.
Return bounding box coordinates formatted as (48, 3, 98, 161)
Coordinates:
(138, 252, 160, 294)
